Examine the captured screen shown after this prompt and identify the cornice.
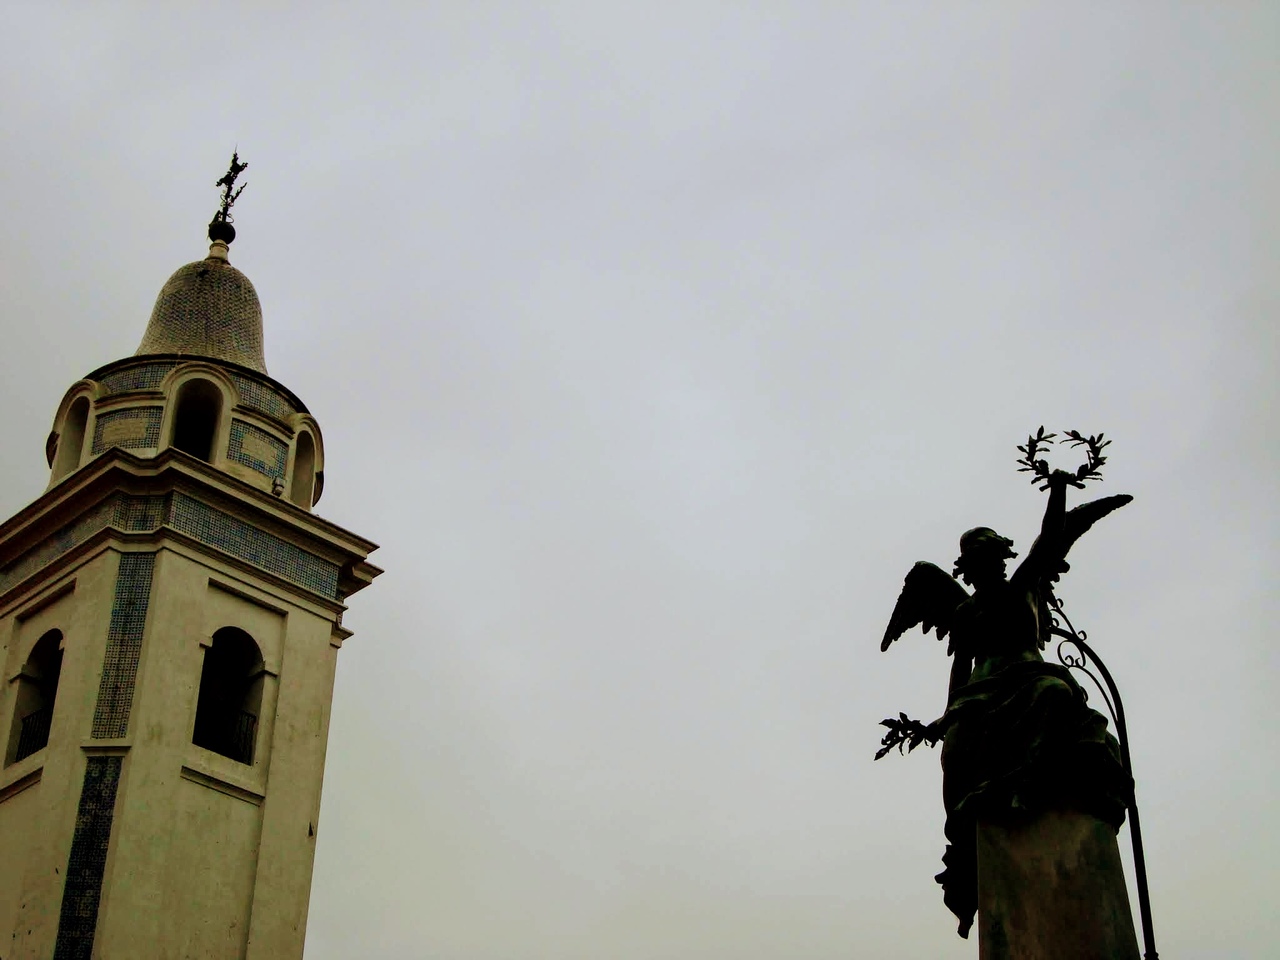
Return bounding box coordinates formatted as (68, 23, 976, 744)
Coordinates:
(4, 449, 378, 554)
(0, 450, 382, 602)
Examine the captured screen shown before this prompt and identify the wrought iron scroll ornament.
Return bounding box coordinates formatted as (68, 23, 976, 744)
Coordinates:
(875, 429, 1158, 955)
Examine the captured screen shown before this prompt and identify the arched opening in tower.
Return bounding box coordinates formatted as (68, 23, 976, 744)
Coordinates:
(171, 379, 223, 462)
(7, 629, 64, 766)
(52, 396, 90, 481)
(192, 627, 265, 765)
(290, 431, 316, 508)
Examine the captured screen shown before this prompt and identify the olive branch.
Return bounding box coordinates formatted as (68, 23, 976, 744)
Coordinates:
(1016, 426, 1110, 490)
(874, 712, 940, 760)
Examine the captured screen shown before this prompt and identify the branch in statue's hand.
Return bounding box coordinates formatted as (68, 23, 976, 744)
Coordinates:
(874, 712, 941, 760)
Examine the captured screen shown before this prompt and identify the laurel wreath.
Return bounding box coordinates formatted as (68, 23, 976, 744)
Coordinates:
(1015, 427, 1110, 489)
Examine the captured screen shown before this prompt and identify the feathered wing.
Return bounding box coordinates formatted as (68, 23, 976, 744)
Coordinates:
(1062, 494, 1133, 558)
(1038, 493, 1134, 648)
(881, 561, 971, 652)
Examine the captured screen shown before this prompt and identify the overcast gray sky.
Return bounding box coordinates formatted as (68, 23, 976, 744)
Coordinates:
(2, 4, 1277, 957)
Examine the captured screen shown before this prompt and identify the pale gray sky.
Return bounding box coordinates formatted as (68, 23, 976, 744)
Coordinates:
(2, 4, 1277, 957)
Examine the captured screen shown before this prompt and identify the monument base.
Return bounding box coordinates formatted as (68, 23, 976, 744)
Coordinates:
(977, 809, 1139, 960)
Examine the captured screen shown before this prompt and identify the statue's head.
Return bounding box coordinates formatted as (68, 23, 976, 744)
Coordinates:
(953, 527, 1017, 586)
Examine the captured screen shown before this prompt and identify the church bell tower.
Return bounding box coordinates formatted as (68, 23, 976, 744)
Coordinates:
(0, 161, 381, 959)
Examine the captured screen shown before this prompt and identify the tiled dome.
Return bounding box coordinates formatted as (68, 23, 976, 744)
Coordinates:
(135, 250, 267, 374)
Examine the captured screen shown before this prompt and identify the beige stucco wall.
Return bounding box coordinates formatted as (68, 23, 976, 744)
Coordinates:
(0, 531, 347, 959)
(97, 545, 341, 959)
(0, 550, 121, 959)
(0, 777, 43, 943)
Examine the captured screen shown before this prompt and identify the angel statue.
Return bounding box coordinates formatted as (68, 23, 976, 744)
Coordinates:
(877, 431, 1134, 939)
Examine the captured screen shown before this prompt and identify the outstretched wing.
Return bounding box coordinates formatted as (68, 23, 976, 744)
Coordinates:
(1063, 494, 1133, 558)
(1039, 494, 1134, 648)
(881, 561, 970, 652)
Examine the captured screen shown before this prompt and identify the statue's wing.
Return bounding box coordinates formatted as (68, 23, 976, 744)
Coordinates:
(1062, 494, 1134, 560)
(1039, 494, 1134, 648)
(881, 561, 971, 652)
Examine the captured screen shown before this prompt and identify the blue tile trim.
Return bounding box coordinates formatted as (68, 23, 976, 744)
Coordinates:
(90, 553, 154, 739)
(97, 362, 177, 395)
(53, 755, 123, 959)
(0, 496, 168, 595)
(0, 492, 339, 600)
(230, 374, 295, 422)
(91, 408, 163, 455)
(168, 493, 339, 598)
(227, 420, 288, 479)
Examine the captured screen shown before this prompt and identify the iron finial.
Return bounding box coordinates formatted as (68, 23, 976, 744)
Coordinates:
(208, 150, 248, 245)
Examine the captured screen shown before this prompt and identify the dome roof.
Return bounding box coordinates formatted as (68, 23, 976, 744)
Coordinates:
(135, 249, 267, 373)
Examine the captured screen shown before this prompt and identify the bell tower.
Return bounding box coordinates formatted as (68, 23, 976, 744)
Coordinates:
(0, 160, 381, 959)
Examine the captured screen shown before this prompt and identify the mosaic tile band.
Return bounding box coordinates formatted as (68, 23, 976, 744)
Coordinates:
(93, 363, 297, 424)
(97, 362, 177, 395)
(230, 373, 296, 422)
(228, 419, 289, 479)
(53, 755, 122, 960)
(0, 496, 167, 595)
(91, 553, 155, 739)
(0, 499, 115, 594)
(91, 407, 163, 455)
(0, 492, 339, 600)
(169, 493, 338, 597)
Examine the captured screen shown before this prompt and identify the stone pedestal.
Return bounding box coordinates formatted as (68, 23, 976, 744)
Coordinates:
(977, 809, 1139, 960)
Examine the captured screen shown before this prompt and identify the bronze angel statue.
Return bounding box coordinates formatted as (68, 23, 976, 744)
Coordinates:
(877, 431, 1133, 938)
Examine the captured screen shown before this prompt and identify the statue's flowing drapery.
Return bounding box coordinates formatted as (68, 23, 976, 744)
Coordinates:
(935, 660, 1131, 937)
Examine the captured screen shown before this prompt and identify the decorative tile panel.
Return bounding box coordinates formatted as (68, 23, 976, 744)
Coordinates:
(228, 420, 288, 479)
(91, 407, 162, 455)
(0, 496, 168, 595)
(113, 494, 169, 531)
(53, 755, 123, 960)
(0, 491, 339, 600)
(98, 362, 177, 395)
(90, 553, 155, 739)
(231, 373, 295, 422)
(169, 493, 339, 598)
(0, 499, 116, 594)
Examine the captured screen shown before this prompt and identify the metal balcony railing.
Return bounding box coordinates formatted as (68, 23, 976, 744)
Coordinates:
(15, 707, 52, 762)
(232, 711, 258, 765)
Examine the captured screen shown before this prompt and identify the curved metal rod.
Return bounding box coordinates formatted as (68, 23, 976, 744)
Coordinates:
(1048, 618, 1159, 959)
(1057, 639, 1119, 729)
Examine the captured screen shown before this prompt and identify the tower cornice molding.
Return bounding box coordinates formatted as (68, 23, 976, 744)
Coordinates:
(0, 449, 381, 608)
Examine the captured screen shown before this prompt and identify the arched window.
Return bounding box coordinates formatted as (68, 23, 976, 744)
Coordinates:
(192, 627, 264, 765)
(52, 396, 90, 480)
(289, 431, 316, 508)
(6, 630, 63, 766)
(170, 379, 223, 463)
